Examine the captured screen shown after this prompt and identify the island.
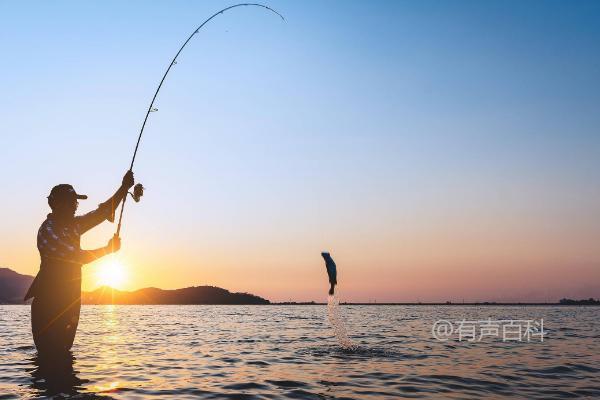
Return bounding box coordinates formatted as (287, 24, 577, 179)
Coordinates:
(0, 267, 268, 305)
(82, 286, 269, 305)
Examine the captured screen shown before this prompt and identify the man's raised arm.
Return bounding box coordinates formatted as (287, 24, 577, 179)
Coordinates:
(38, 225, 121, 265)
(78, 235, 121, 264)
(76, 171, 135, 233)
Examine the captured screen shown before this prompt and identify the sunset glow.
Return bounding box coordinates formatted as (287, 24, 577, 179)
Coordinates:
(96, 259, 127, 289)
(1, 1, 599, 303)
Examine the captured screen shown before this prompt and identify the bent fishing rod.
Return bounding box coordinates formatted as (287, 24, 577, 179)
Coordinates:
(114, 3, 285, 236)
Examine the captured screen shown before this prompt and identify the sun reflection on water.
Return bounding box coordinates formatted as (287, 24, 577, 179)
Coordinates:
(93, 380, 122, 393)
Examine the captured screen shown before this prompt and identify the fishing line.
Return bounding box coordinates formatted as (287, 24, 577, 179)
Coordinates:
(115, 3, 285, 236)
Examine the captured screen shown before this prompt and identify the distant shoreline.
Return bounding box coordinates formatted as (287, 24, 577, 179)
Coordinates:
(2, 302, 599, 306)
(272, 302, 600, 306)
(2, 268, 598, 306)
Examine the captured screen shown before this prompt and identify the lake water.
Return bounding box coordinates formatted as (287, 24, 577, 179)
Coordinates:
(1, 304, 599, 399)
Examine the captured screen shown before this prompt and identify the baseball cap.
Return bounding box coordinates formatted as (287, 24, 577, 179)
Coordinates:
(47, 184, 88, 202)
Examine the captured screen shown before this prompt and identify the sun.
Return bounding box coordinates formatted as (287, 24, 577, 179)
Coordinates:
(96, 259, 127, 289)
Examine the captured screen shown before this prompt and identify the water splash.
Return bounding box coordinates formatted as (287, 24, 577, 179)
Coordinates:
(327, 294, 355, 350)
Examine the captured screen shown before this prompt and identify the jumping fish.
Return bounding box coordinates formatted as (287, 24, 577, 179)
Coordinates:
(321, 252, 337, 295)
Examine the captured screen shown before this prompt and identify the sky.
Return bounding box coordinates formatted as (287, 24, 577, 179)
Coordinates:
(1, 0, 599, 302)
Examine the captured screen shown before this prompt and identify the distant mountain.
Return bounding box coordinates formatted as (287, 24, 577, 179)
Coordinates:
(82, 286, 269, 305)
(0, 268, 269, 305)
(0, 268, 34, 304)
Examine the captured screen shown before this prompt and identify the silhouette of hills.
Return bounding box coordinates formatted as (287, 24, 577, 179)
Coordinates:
(0, 268, 269, 305)
(0, 268, 34, 304)
(82, 285, 269, 305)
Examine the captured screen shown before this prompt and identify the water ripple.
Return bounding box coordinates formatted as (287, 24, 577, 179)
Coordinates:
(0, 305, 599, 399)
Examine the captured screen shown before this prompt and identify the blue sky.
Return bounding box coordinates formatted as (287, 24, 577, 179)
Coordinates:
(1, 1, 599, 302)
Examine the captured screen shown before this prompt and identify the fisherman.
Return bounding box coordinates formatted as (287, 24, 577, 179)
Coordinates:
(321, 252, 337, 295)
(25, 171, 135, 354)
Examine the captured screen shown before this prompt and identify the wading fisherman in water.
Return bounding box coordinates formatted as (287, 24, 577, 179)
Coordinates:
(24, 171, 134, 354)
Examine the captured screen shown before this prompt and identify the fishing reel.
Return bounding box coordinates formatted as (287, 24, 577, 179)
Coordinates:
(128, 183, 145, 202)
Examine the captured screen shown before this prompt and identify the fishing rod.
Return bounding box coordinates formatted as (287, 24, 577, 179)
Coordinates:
(115, 3, 285, 236)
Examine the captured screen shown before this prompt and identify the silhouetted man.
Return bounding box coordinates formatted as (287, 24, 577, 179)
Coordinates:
(321, 252, 337, 295)
(24, 171, 134, 354)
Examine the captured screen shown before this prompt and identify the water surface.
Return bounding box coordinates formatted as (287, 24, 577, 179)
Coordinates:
(1, 305, 599, 399)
